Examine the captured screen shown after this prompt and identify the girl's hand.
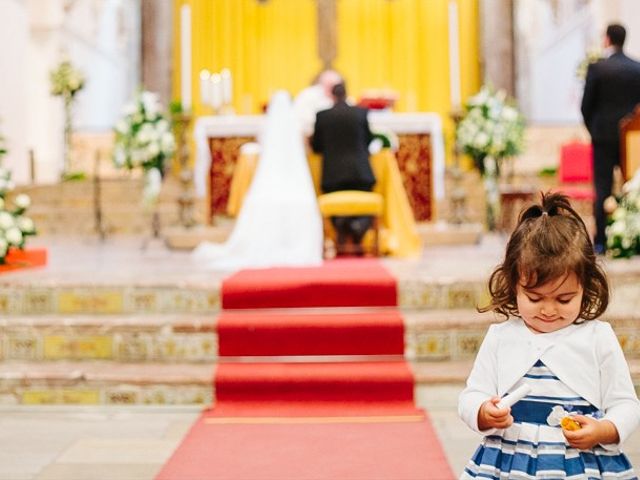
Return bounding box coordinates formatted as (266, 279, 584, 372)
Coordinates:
(562, 415, 620, 450)
(478, 397, 513, 431)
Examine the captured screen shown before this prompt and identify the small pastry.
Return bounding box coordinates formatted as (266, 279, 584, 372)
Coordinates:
(560, 416, 581, 431)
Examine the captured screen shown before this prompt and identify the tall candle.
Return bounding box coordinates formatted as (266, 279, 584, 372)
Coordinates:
(221, 68, 232, 105)
(180, 5, 192, 111)
(210, 73, 222, 111)
(448, 0, 461, 108)
(200, 69, 211, 105)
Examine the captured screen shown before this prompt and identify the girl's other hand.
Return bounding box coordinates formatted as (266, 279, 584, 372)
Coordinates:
(478, 397, 513, 431)
(562, 415, 620, 450)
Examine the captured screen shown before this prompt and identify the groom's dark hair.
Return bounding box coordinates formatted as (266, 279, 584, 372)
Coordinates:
(331, 82, 347, 102)
(607, 23, 626, 48)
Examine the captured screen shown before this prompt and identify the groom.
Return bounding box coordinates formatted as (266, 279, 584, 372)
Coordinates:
(311, 82, 376, 255)
(581, 23, 640, 254)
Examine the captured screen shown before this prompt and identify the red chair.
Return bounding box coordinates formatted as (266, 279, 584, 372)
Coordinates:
(551, 141, 595, 228)
(556, 141, 595, 202)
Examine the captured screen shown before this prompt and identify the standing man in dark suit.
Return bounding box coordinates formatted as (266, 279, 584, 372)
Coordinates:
(311, 82, 376, 255)
(581, 23, 640, 254)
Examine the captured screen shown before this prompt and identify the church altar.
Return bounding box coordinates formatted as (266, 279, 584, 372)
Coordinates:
(193, 112, 445, 222)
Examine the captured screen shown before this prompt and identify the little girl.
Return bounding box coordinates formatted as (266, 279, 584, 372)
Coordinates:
(459, 192, 640, 479)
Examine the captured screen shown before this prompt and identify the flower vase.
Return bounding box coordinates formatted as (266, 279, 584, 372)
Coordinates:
(483, 155, 501, 231)
(143, 167, 163, 238)
(63, 94, 73, 175)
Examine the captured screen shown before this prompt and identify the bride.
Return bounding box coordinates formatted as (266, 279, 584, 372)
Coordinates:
(192, 91, 323, 270)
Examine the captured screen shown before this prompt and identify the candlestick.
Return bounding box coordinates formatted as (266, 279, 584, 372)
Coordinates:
(221, 68, 232, 105)
(180, 5, 192, 111)
(200, 69, 211, 106)
(210, 73, 222, 111)
(448, 0, 461, 109)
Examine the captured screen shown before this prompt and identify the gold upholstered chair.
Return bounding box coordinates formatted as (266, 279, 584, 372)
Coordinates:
(317, 190, 384, 257)
(621, 105, 640, 181)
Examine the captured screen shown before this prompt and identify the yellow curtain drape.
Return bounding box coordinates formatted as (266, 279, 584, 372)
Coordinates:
(334, 0, 479, 144)
(173, 0, 322, 117)
(174, 0, 479, 117)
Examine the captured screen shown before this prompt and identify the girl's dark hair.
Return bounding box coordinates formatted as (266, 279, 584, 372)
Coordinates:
(480, 192, 609, 321)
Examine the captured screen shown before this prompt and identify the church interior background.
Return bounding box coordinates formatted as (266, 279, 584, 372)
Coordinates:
(2, 0, 640, 478)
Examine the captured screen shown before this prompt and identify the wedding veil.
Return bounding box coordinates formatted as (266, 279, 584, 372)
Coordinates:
(192, 90, 323, 270)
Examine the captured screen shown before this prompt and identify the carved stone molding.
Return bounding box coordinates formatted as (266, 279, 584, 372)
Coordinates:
(141, 0, 172, 106)
(480, 0, 515, 96)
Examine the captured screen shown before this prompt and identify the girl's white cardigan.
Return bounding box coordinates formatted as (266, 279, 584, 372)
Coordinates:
(458, 318, 640, 448)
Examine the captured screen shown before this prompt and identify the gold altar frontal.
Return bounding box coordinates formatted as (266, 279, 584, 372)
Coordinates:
(195, 112, 444, 224)
(209, 134, 434, 222)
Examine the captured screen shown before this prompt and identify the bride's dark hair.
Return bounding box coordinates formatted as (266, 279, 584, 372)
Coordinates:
(479, 192, 609, 321)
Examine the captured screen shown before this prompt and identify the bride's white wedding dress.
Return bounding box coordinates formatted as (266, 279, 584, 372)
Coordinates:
(192, 91, 323, 270)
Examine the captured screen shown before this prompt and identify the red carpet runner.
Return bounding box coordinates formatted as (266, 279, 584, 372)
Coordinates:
(156, 259, 454, 480)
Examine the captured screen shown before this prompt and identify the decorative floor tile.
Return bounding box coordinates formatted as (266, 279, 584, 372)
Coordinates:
(43, 335, 113, 360)
(22, 389, 101, 405)
(105, 388, 139, 405)
(58, 290, 124, 314)
(447, 284, 480, 309)
(413, 332, 451, 359)
(7, 335, 41, 360)
(454, 332, 485, 358)
(127, 291, 158, 313)
(115, 334, 152, 361)
(0, 289, 22, 315)
(23, 290, 54, 314)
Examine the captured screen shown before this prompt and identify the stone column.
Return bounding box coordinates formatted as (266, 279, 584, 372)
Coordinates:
(0, 1, 30, 184)
(479, 0, 515, 96)
(317, 0, 337, 69)
(26, 0, 65, 183)
(141, 0, 172, 107)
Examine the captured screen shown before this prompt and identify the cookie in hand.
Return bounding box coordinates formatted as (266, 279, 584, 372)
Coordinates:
(560, 416, 581, 431)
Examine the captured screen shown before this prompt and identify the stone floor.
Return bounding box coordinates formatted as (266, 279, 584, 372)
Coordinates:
(3, 385, 640, 480)
(10, 231, 640, 287)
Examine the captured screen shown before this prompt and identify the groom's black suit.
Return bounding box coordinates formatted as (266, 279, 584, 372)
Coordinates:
(581, 50, 640, 250)
(311, 101, 375, 194)
(311, 101, 376, 251)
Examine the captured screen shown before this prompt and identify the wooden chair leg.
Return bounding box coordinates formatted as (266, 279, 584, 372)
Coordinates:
(372, 216, 379, 256)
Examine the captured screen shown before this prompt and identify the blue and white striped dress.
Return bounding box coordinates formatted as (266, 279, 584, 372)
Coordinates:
(461, 361, 637, 479)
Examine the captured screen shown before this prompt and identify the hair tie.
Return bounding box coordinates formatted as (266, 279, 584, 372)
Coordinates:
(541, 211, 548, 217)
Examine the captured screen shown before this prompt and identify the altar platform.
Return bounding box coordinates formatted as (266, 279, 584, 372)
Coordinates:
(2, 234, 640, 407)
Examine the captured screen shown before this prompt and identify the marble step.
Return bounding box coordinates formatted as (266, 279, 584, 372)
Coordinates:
(16, 179, 147, 205)
(28, 208, 181, 235)
(0, 359, 470, 406)
(3, 309, 640, 364)
(3, 267, 640, 315)
(1, 358, 640, 405)
(11, 176, 189, 235)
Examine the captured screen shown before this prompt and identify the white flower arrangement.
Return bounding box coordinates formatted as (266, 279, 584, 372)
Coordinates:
(456, 86, 526, 175)
(112, 91, 176, 204)
(606, 170, 640, 258)
(576, 47, 603, 81)
(50, 59, 85, 175)
(50, 59, 85, 99)
(0, 165, 37, 263)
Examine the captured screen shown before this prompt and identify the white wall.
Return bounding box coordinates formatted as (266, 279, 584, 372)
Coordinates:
(64, 0, 141, 131)
(0, 1, 30, 183)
